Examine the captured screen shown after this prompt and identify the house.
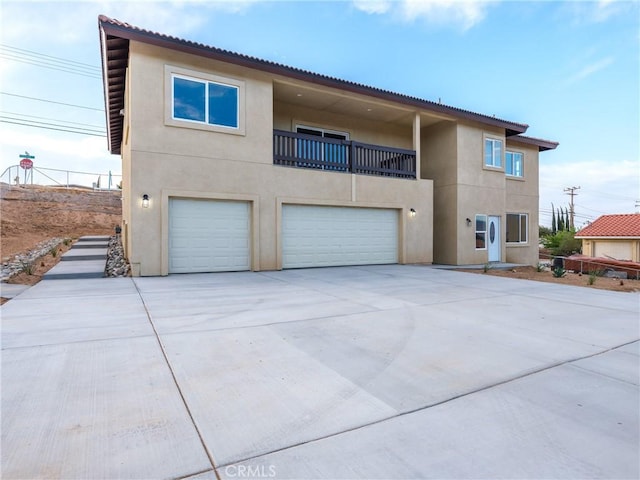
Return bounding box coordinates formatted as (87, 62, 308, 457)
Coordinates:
(99, 15, 557, 276)
(575, 214, 640, 262)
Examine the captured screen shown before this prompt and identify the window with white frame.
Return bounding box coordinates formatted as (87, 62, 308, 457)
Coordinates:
(506, 151, 523, 177)
(475, 214, 487, 249)
(173, 74, 239, 128)
(165, 65, 245, 135)
(506, 213, 528, 243)
(484, 138, 503, 168)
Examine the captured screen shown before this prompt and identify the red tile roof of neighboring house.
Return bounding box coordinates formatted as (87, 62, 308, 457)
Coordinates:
(98, 15, 560, 156)
(575, 214, 640, 238)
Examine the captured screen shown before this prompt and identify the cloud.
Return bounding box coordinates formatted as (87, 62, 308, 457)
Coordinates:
(562, 0, 635, 25)
(352, 0, 497, 30)
(352, 0, 392, 14)
(564, 56, 614, 85)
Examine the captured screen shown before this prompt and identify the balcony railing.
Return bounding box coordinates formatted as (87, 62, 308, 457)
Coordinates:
(273, 129, 416, 179)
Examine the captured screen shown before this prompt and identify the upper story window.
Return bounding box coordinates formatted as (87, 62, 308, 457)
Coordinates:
(484, 138, 503, 168)
(505, 151, 523, 177)
(165, 65, 245, 136)
(173, 75, 238, 128)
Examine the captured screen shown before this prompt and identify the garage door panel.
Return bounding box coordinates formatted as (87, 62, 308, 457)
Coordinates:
(282, 205, 398, 269)
(594, 241, 633, 261)
(169, 199, 250, 273)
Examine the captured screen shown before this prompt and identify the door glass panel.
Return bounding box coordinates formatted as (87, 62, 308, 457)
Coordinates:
(490, 222, 496, 243)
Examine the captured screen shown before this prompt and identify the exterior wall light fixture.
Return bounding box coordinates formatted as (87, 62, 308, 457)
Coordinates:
(142, 194, 150, 208)
(466, 217, 472, 227)
(409, 208, 416, 218)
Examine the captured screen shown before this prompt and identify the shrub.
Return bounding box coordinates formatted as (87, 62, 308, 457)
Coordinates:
(542, 230, 582, 257)
(63, 238, 71, 246)
(483, 262, 492, 273)
(588, 271, 597, 285)
(552, 266, 566, 278)
(50, 246, 58, 258)
(536, 262, 545, 272)
(19, 260, 34, 275)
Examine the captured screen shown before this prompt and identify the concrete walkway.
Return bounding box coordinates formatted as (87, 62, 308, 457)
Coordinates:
(1, 265, 638, 479)
(43, 235, 109, 280)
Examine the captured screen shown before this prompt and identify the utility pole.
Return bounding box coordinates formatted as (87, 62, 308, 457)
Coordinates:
(564, 186, 580, 229)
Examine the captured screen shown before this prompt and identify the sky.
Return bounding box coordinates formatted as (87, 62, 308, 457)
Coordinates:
(0, 0, 638, 228)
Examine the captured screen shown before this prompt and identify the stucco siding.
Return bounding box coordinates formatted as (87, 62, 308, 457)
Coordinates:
(421, 121, 458, 264)
(273, 102, 412, 149)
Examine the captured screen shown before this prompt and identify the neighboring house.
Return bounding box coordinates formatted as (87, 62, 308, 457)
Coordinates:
(99, 16, 557, 276)
(575, 214, 640, 262)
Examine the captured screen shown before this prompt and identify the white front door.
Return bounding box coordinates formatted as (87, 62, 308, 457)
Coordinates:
(488, 215, 501, 262)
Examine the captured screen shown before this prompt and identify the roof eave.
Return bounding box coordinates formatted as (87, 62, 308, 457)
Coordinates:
(507, 135, 559, 152)
(575, 235, 640, 239)
(99, 15, 531, 149)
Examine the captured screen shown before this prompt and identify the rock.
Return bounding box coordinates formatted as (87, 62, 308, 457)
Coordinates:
(1, 237, 65, 281)
(104, 235, 130, 278)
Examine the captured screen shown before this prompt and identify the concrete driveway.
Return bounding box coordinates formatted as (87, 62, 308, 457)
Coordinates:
(2, 265, 638, 479)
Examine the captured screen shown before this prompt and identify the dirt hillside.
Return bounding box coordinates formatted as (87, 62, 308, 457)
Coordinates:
(1, 183, 122, 260)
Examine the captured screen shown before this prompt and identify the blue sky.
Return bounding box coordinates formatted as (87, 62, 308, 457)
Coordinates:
(1, 0, 638, 227)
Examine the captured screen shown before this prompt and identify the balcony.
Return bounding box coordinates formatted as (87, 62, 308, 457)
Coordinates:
(273, 130, 416, 179)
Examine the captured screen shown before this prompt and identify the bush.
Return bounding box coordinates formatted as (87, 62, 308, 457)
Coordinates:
(552, 266, 566, 278)
(50, 246, 58, 258)
(19, 260, 34, 275)
(588, 271, 598, 285)
(542, 230, 582, 257)
(539, 225, 552, 239)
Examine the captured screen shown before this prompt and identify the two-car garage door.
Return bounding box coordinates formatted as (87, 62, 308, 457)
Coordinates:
(168, 199, 398, 273)
(282, 205, 398, 269)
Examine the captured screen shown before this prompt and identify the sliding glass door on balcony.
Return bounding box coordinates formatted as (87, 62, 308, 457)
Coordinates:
(295, 126, 348, 171)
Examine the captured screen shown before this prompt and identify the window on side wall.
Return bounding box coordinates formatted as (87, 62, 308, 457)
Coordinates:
(506, 151, 523, 177)
(165, 65, 245, 135)
(484, 138, 503, 168)
(173, 75, 238, 128)
(475, 214, 487, 249)
(506, 213, 528, 243)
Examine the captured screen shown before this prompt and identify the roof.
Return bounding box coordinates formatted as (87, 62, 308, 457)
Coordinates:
(507, 135, 559, 152)
(575, 214, 640, 238)
(98, 15, 549, 155)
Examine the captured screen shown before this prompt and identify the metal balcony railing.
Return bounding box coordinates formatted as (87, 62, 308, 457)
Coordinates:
(273, 130, 416, 179)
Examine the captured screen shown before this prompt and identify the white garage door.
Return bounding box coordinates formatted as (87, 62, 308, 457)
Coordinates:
(282, 205, 398, 269)
(594, 241, 633, 261)
(169, 198, 250, 273)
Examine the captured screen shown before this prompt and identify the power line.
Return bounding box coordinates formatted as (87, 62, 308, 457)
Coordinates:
(0, 115, 104, 134)
(0, 92, 104, 112)
(0, 44, 102, 79)
(0, 118, 106, 137)
(0, 44, 101, 71)
(0, 53, 102, 79)
(0, 111, 104, 129)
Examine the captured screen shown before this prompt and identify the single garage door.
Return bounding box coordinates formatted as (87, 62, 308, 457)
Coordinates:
(594, 240, 633, 261)
(169, 198, 250, 273)
(282, 205, 398, 269)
